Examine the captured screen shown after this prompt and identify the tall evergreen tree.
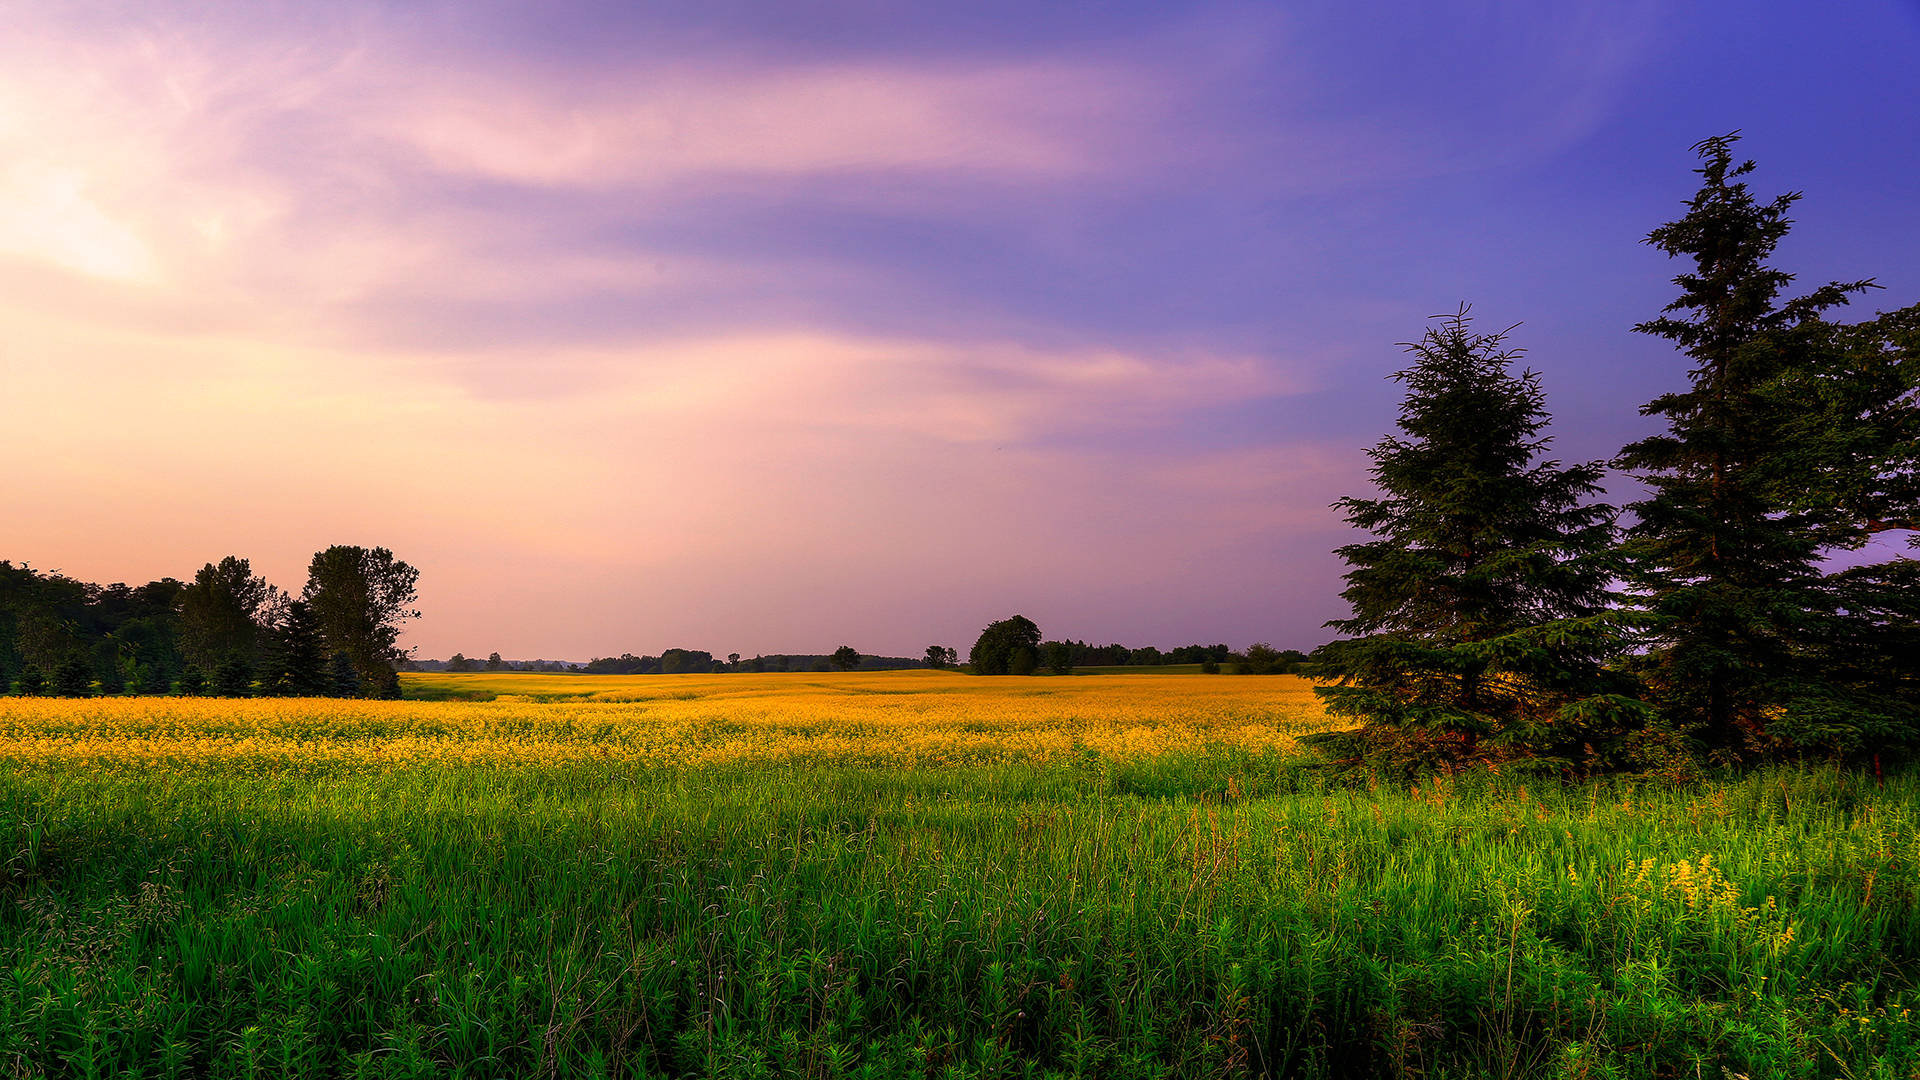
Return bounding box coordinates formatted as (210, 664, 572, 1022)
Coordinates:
(259, 600, 331, 697)
(1617, 133, 1918, 757)
(1313, 309, 1638, 774)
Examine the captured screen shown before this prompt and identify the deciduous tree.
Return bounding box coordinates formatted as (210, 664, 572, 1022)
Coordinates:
(303, 546, 419, 699)
(1042, 641, 1074, 675)
(970, 616, 1041, 676)
(177, 556, 272, 676)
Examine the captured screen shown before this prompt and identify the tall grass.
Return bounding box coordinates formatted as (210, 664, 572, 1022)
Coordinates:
(1, 755, 1914, 1078)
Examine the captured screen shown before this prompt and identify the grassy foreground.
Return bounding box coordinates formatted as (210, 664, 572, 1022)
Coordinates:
(0, 675, 1915, 1078)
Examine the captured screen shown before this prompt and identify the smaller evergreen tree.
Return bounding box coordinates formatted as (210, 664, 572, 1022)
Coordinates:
(214, 657, 253, 697)
(260, 600, 330, 696)
(14, 664, 46, 696)
(94, 645, 127, 696)
(329, 652, 363, 697)
(1313, 309, 1643, 775)
(136, 661, 174, 695)
(176, 666, 207, 696)
(53, 657, 92, 697)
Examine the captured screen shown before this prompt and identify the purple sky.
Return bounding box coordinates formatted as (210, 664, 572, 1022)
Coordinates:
(4, 1, 1918, 659)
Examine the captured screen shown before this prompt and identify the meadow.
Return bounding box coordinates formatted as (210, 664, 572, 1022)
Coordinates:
(0, 672, 1914, 1078)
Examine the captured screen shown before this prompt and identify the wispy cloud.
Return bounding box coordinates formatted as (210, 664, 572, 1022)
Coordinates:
(384, 59, 1167, 188)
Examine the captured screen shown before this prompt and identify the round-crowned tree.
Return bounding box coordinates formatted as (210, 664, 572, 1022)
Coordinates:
(969, 616, 1040, 676)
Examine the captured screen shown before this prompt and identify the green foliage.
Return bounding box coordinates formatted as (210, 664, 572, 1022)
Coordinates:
(830, 645, 861, 671)
(658, 648, 715, 674)
(93, 640, 127, 696)
(176, 556, 273, 675)
(304, 545, 420, 697)
(0, 554, 415, 701)
(51, 657, 92, 697)
(260, 600, 330, 697)
(1242, 643, 1283, 674)
(1317, 309, 1633, 773)
(1619, 133, 1920, 758)
(1042, 640, 1074, 675)
(212, 657, 253, 697)
(969, 615, 1041, 676)
(328, 653, 361, 698)
(923, 645, 955, 669)
(12, 664, 45, 696)
(1, 760, 1916, 1078)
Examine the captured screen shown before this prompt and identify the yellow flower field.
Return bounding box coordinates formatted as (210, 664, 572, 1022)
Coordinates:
(0, 671, 1333, 769)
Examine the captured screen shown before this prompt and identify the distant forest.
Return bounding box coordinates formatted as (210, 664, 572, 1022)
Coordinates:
(415, 639, 1309, 676)
(0, 547, 419, 698)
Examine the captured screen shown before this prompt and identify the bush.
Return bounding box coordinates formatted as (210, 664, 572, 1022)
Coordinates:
(214, 658, 253, 697)
(13, 665, 46, 696)
(1042, 641, 1074, 675)
(176, 666, 208, 696)
(53, 658, 92, 697)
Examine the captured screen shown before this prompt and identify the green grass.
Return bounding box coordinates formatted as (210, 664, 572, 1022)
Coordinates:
(1, 754, 1916, 1078)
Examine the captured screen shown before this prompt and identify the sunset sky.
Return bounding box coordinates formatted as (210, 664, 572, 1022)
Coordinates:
(4, 1, 1918, 660)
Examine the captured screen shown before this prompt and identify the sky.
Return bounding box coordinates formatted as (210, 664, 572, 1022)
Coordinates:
(3, 0, 1918, 661)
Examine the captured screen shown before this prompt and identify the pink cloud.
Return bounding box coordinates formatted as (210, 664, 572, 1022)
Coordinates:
(384, 59, 1170, 188)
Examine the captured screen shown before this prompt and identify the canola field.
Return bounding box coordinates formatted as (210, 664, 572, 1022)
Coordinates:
(1, 672, 1917, 1079)
(0, 671, 1329, 768)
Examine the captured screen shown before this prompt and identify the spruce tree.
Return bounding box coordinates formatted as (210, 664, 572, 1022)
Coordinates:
(260, 600, 330, 697)
(1313, 309, 1637, 774)
(176, 666, 207, 696)
(1617, 133, 1917, 757)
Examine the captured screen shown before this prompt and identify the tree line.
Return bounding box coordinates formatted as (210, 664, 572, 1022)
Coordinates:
(1312, 134, 1919, 775)
(950, 616, 1306, 676)
(440, 641, 1302, 677)
(0, 546, 420, 698)
(566, 648, 906, 674)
